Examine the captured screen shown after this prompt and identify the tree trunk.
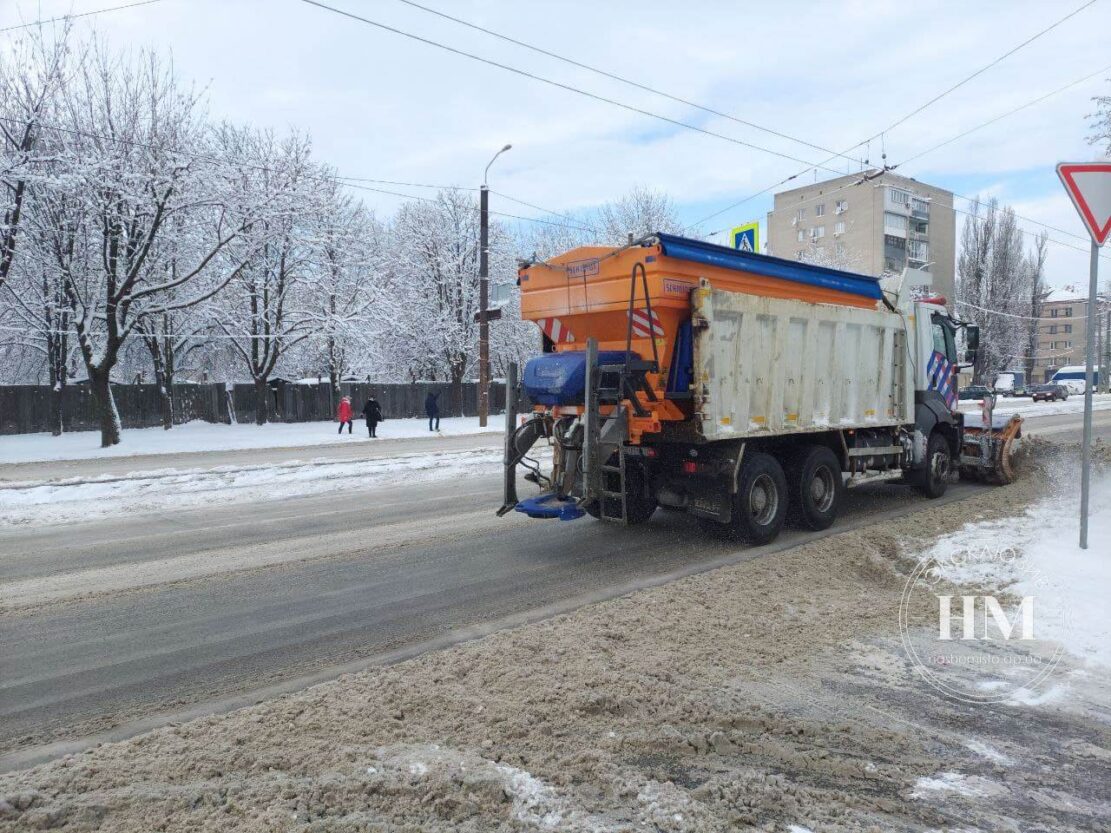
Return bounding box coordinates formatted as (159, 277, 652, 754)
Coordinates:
(49, 380, 65, 437)
(89, 369, 121, 447)
(158, 383, 174, 430)
(254, 377, 269, 425)
(450, 364, 465, 417)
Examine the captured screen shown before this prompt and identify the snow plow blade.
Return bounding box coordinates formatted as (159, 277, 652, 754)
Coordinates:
(959, 413, 1023, 485)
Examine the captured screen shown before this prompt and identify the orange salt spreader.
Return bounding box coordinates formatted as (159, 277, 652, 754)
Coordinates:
(497, 232, 891, 523)
(516, 232, 882, 440)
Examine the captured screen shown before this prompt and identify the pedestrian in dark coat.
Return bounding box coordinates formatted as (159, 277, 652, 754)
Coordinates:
(424, 391, 440, 431)
(336, 396, 353, 434)
(362, 396, 383, 438)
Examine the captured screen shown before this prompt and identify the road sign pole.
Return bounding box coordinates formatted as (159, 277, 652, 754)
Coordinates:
(1080, 240, 1099, 549)
(1056, 161, 1111, 549)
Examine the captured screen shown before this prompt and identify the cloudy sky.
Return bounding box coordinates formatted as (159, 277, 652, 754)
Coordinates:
(4, 0, 1110, 290)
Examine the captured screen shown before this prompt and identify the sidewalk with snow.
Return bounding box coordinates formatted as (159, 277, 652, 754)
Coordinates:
(926, 468, 1111, 670)
(0, 416, 497, 465)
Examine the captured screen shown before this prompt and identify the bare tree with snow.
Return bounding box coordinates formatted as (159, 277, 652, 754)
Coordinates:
(0, 26, 74, 294)
(597, 186, 682, 245)
(956, 198, 1032, 385)
(211, 127, 319, 425)
(1089, 81, 1111, 157)
(46, 45, 255, 445)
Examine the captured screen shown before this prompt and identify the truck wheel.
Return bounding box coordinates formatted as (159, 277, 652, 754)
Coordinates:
(730, 452, 788, 544)
(787, 445, 842, 531)
(911, 433, 951, 498)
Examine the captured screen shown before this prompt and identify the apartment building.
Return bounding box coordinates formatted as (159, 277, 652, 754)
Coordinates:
(766, 170, 956, 301)
(1031, 293, 1109, 382)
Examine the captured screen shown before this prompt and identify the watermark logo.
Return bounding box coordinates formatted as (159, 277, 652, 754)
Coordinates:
(936, 595, 1034, 641)
(899, 545, 1068, 703)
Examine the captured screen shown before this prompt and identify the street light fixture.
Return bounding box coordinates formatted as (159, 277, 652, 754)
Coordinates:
(478, 143, 512, 427)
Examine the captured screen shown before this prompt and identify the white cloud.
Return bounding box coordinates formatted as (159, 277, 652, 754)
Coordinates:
(4, 0, 1109, 282)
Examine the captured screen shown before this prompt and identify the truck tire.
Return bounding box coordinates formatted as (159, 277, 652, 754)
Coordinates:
(787, 445, 842, 531)
(729, 452, 788, 544)
(911, 432, 951, 498)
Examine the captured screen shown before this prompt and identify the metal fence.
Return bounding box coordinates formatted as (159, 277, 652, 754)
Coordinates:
(0, 380, 510, 435)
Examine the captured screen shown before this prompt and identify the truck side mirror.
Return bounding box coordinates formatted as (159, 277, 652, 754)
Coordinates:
(963, 325, 979, 367)
(965, 325, 979, 352)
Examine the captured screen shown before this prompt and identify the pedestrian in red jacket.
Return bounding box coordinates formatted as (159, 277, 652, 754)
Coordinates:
(337, 396, 353, 434)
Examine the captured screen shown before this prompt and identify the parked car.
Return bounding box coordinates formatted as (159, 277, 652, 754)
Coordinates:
(1031, 383, 1069, 402)
(959, 385, 995, 403)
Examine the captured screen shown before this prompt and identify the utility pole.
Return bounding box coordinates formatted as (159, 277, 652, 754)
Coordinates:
(478, 143, 512, 427)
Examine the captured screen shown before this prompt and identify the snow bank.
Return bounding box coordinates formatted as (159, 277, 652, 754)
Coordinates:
(0, 416, 496, 464)
(0, 448, 505, 528)
(924, 469, 1111, 668)
(957, 392, 1111, 420)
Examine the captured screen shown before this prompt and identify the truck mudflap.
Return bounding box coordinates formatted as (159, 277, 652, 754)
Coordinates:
(959, 412, 1023, 485)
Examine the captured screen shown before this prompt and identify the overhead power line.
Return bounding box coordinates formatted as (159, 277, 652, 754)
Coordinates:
(898, 60, 1111, 167)
(688, 0, 1100, 234)
(390, 0, 866, 168)
(0, 0, 167, 33)
(297, 0, 848, 174)
(873, 0, 1100, 140)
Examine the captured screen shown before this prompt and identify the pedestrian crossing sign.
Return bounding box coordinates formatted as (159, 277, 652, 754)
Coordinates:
(730, 222, 760, 252)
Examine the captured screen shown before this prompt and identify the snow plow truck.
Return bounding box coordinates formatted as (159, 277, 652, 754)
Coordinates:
(497, 233, 1021, 544)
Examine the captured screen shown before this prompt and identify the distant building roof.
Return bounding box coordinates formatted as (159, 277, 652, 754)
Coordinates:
(1044, 288, 1086, 303)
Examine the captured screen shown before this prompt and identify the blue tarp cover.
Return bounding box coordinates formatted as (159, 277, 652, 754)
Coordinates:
(655, 233, 883, 300)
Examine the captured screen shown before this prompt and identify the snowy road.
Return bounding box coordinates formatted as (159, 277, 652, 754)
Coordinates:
(0, 408, 1103, 771)
(0, 474, 993, 770)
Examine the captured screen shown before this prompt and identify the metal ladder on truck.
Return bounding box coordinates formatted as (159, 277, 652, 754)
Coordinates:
(582, 262, 660, 523)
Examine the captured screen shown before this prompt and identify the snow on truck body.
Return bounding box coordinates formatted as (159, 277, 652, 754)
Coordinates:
(499, 233, 1018, 543)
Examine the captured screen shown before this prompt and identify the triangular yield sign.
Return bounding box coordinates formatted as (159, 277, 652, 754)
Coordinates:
(1057, 162, 1111, 246)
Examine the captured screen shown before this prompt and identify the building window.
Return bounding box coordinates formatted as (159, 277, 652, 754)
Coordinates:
(1064, 324, 1072, 333)
(816, 203, 825, 217)
(1050, 308, 1058, 317)
(884, 212, 908, 234)
(796, 208, 805, 222)
(797, 228, 805, 243)
(889, 188, 910, 206)
(1048, 325, 1058, 334)
(834, 220, 845, 235)
(835, 199, 848, 213)
(1065, 307, 1072, 317)
(810, 225, 825, 239)
(911, 197, 929, 216)
(907, 240, 929, 262)
(835, 241, 846, 256)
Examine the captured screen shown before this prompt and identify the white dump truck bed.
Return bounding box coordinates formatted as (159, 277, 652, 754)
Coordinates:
(691, 284, 914, 442)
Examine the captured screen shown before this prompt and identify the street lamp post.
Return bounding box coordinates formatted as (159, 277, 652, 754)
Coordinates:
(479, 143, 512, 427)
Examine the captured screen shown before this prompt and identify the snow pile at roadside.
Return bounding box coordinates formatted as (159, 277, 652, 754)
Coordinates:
(0, 416, 496, 465)
(957, 392, 1111, 420)
(923, 469, 1111, 668)
(0, 447, 506, 528)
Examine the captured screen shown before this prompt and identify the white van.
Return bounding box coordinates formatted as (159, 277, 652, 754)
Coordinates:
(1051, 365, 1101, 394)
